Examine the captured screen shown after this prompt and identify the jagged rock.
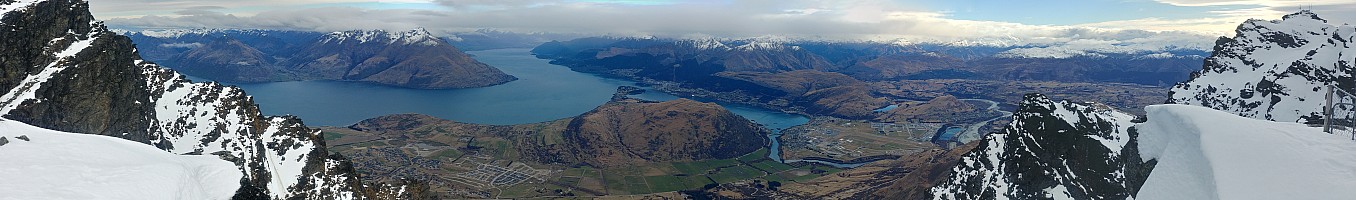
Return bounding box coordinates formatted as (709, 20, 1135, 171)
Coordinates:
(930, 94, 1149, 200)
(1169, 10, 1356, 123)
(0, 136, 8, 146)
(0, 0, 364, 198)
(14, 135, 27, 141)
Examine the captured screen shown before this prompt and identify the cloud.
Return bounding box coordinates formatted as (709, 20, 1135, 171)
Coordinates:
(1150, 0, 1356, 26)
(98, 0, 1229, 54)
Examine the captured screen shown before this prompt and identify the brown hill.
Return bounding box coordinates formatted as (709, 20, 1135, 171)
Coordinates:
(715, 70, 886, 118)
(562, 97, 768, 167)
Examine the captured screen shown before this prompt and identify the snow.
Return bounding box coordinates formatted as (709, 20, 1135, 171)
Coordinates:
(0, 0, 40, 20)
(321, 28, 443, 46)
(0, 118, 241, 200)
(1136, 104, 1356, 200)
(138, 29, 211, 38)
(1169, 11, 1354, 123)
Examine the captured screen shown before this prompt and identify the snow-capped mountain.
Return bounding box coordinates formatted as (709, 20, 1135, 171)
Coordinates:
(0, 118, 242, 199)
(0, 0, 361, 199)
(290, 28, 517, 89)
(930, 94, 1150, 199)
(1169, 11, 1356, 123)
(320, 28, 444, 46)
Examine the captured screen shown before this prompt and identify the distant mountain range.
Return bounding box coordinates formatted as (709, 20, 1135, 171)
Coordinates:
(533, 36, 1208, 86)
(122, 28, 517, 89)
(528, 36, 1206, 119)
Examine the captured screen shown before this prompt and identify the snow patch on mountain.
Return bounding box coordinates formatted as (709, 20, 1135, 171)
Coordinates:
(1136, 104, 1356, 200)
(0, 0, 39, 19)
(0, 118, 241, 200)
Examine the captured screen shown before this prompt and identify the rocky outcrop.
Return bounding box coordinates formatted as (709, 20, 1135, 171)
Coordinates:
(0, 0, 362, 198)
(1168, 10, 1355, 124)
(929, 94, 1151, 200)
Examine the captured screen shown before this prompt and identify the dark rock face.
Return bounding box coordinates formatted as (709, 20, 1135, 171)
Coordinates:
(0, 0, 363, 198)
(561, 96, 768, 167)
(1168, 11, 1355, 124)
(930, 94, 1152, 200)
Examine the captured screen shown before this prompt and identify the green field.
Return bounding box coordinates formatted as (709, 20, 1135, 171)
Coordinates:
(322, 132, 344, 140)
(553, 148, 846, 195)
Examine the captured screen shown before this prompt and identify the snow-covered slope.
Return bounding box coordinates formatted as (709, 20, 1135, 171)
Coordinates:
(0, 1, 362, 199)
(1169, 11, 1355, 123)
(1136, 104, 1356, 199)
(0, 118, 240, 200)
(931, 94, 1151, 200)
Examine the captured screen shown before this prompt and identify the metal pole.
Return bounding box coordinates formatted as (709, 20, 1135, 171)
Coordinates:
(1325, 85, 1334, 133)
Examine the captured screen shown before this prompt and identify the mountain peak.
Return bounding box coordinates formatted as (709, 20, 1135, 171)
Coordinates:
(1171, 10, 1354, 123)
(1281, 10, 1326, 23)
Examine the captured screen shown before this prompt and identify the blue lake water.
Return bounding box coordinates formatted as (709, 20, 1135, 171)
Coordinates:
(193, 48, 829, 165)
(204, 48, 810, 130)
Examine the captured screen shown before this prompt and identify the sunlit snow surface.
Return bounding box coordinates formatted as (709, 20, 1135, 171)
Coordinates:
(1137, 104, 1356, 200)
(0, 119, 240, 200)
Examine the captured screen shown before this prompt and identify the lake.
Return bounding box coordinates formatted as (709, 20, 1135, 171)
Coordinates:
(206, 48, 810, 132)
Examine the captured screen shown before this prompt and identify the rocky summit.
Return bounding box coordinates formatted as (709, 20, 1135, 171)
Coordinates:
(929, 94, 1150, 200)
(0, 0, 363, 199)
(1169, 11, 1356, 123)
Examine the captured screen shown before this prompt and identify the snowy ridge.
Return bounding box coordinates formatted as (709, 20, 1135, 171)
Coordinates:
(139, 60, 356, 199)
(0, 1, 361, 199)
(134, 28, 278, 39)
(139, 29, 214, 38)
(931, 94, 1142, 200)
(1135, 104, 1356, 199)
(321, 28, 443, 46)
(1169, 11, 1356, 123)
(677, 38, 732, 51)
(0, 118, 241, 200)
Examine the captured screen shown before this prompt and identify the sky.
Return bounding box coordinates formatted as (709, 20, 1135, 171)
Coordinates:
(88, 0, 1356, 48)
